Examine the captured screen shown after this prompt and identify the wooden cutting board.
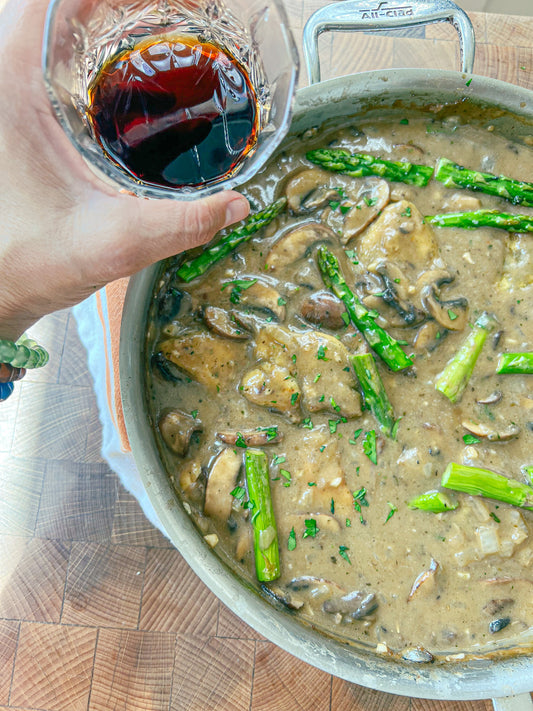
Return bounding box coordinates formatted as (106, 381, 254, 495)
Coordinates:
(1, 3, 532, 710)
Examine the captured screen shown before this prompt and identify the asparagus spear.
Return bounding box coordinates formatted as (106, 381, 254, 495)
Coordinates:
(306, 148, 434, 187)
(176, 197, 286, 282)
(425, 209, 533, 233)
(317, 247, 413, 372)
(441, 462, 533, 511)
(350, 352, 397, 438)
(245, 448, 280, 582)
(496, 352, 533, 374)
(435, 157, 533, 207)
(407, 490, 458, 513)
(434, 312, 498, 403)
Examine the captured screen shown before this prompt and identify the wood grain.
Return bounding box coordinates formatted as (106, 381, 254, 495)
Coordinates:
(10, 623, 97, 711)
(1, 5, 532, 711)
(90, 629, 175, 711)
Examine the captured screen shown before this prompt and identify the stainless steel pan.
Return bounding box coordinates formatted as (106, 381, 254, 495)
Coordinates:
(120, 1, 533, 707)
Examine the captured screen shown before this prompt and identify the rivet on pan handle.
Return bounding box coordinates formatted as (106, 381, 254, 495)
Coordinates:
(302, 0, 475, 85)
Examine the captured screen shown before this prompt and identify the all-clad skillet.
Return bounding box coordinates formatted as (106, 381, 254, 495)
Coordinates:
(120, 1, 533, 707)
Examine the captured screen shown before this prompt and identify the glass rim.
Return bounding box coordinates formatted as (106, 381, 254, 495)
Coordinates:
(41, 0, 300, 200)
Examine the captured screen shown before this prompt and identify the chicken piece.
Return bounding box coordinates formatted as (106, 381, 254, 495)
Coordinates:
(253, 324, 298, 372)
(240, 364, 302, 422)
(357, 200, 438, 280)
(159, 332, 243, 391)
(290, 427, 353, 509)
(295, 330, 361, 418)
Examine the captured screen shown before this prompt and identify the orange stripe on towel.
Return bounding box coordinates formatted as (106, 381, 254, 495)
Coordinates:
(96, 278, 132, 453)
(105, 277, 131, 453)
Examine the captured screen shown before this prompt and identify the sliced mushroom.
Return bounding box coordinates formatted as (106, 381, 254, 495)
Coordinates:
(476, 391, 503, 406)
(216, 428, 283, 446)
(151, 352, 186, 382)
(390, 143, 425, 161)
(421, 284, 468, 331)
(158, 409, 203, 456)
(156, 286, 190, 323)
(299, 290, 346, 330)
(322, 590, 378, 620)
(342, 178, 390, 243)
(204, 448, 242, 520)
(407, 558, 439, 602)
(203, 306, 250, 340)
(285, 168, 336, 213)
(376, 263, 425, 326)
(262, 584, 305, 611)
(266, 222, 336, 271)
(413, 321, 446, 353)
(287, 575, 345, 595)
(483, 598, 514, 616)
(462, 420, 520, 442)
(236, 280, 287, 321)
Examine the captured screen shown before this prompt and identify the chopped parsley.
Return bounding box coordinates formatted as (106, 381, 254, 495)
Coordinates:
(272, 454, 286, 466)
(364, 196, 377, 207)
(385, 502, 397, 523)
(313, 373, 321, 383)
(363, 430, 378, 464)
(346, 518, 351, 527)
(288, 527, 297, 551)
(329, 200, 341, 211)
(221, 278, 257, 304)
(340, 204, 351, 215)
(317, 344, 329, 361)
(466, 78, 473, 87)
(330, 498, 335, 514)
(290, 392, 299, 405)
(190, 409, 199, 419)
(338, 545, 351, 564)
(463, 433, 481, 445)
(490, 511, 501, 523)
(278, 296, 287, 306)
(353, 487, 369, 524)
(302, 417, 314, 429)
(447, 309, 458, 321)
(400, 118, 409, 125)
(303, 518, 319, 538)
(257, 426, 278, 441)
(235, 432, 248, 448)
(401, 206, 411, 217)
(330, 397, 340, 412)
(280, 469, 291, 487)
(230, 486, 246, 500)
(349, 428, 363, 445)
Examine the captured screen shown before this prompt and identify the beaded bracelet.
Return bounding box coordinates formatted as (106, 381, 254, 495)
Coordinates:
(0, 336, 49, 402)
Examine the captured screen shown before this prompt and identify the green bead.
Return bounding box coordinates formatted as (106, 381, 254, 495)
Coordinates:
(0, 340, 17, 362)
(26, 347, 49, 369)
(11, 344, 31, 368)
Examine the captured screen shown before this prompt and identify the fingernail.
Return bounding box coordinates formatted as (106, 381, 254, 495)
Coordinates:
(225, 196, 250, 226)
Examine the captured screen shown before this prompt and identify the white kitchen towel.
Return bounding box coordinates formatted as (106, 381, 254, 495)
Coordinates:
(73, 279, 168, 536)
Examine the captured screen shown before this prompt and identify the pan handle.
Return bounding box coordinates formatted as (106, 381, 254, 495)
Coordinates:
(302, 0, 475, 84)
(492, 694, 533, 711)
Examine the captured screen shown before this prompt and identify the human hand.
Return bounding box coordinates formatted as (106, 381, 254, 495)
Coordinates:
(0, 0, 250, 341)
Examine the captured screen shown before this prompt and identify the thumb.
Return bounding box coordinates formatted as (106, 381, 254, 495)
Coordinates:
(88, 188, 251, 282)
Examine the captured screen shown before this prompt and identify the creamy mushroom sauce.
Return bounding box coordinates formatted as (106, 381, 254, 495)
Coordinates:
(146, 107, 533, 662)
